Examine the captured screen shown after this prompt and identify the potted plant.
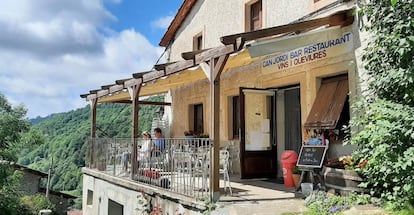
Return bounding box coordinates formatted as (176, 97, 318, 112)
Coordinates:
(292, 166, 301, 188)
(322, 156, 368, 194)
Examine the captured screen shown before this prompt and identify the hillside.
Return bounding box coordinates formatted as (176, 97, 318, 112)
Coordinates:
(18, 96, 163, 194)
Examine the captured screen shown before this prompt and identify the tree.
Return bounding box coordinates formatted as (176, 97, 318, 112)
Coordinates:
(0, 93, 30, 161)
(0, 93, 33, 214)
(349, 0, 414, 210)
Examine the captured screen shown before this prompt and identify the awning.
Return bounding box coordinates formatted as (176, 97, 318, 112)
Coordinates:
(247, 26, 347, 58)
(304, 75, 349, 129)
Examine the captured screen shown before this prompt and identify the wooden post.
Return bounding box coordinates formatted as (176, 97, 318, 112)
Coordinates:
(127, 80, 142, 179)
(90, 98, 97, 168)
(209, 54, 229, 201)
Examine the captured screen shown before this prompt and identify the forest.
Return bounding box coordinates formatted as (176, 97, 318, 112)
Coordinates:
(18, 96, 163, 204)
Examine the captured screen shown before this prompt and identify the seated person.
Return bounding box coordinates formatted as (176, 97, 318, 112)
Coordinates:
(122, 150, 131, 172)
(138, 131, 152, 166)
(152, 127, 165, 157)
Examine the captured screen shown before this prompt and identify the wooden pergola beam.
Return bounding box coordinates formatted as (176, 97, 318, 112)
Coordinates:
(154, 62, 175, 71)
(165, 59, 194, 75)
(115, 78, 130, 85)
(124, 78, 143, 88)
(101, 84, 114, 90)
(109, 85, 124, 94)
(220, 10, 352, 45)
(109, 101, 172, 106)
(96, 89, 109, 97)
(132, 71, 150, 79)
(143, 70, 165, 82)
(86, 94, 97, 101)
(181, 49, 210, 60)
(195, 45, 234, 65)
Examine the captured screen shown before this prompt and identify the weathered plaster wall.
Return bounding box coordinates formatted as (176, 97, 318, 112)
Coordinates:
(20, 172, 42, 195)
(168, 0, 311, 62)
(170, 79, 210, 138)
(82, 170, 203, 215)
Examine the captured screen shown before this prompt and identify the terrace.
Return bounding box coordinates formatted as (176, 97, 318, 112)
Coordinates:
(85, 137, 236, 201)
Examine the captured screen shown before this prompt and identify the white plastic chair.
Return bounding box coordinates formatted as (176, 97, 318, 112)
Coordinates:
(219, 149, 232, 195)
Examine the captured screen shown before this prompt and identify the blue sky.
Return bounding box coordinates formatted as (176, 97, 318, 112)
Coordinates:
(0, 0, 182, 118)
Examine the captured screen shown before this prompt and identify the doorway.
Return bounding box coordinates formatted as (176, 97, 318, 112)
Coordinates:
(240, 86, 301, 179)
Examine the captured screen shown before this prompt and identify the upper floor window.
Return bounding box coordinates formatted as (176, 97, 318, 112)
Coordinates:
(189, 103, 204, 135)
(245, 0, 262, 32)
(193, 33, 203, 51)
(232, 96, 240, 139)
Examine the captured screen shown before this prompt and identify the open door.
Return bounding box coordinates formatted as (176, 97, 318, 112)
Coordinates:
(240, 88, 277, 179)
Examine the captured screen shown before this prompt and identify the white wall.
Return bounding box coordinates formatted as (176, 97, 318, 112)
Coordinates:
(83, 174, 147, 215)
(167, 0, 311, 62)
(82, 172, 202, 215)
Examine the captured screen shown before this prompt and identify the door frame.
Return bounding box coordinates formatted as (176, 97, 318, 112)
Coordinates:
(239, 87, 278, 179)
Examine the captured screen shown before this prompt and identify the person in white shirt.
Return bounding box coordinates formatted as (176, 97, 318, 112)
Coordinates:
(138, 131, 152, 168)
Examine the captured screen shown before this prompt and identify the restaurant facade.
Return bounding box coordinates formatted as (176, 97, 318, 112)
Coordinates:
(81, 0, 366, 214)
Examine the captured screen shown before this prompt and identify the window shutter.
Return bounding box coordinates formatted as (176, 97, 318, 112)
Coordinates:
(304, 76, 348, 129)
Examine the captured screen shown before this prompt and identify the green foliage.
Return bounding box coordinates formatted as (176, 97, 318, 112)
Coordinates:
(18, 96, 163, 195)
(0, 171, 32, 215)
(0, 93, 30, 161)
(21, 194, 55, 215)
(350, 102, 414, 207)
(362, 0, 414, 104)
(348, 0, 414, 210)
(0, 93, 38, 215)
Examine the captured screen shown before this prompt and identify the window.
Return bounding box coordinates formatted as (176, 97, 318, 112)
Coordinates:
(232, 96, 240, 139)
(191, 104, 204, 134)
(87, 190, 93, 205)
(193, 33, 203, 51)
(246, 0, 262, 31)
(304, 75, 349, 129)
(108, 199, 123, 215)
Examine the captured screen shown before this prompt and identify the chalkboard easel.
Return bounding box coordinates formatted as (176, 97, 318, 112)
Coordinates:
(297, 145, 328, 168)
(295, 145, 328, 191)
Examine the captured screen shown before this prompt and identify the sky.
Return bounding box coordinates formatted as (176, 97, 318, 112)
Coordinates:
(0, 0, 182, 118)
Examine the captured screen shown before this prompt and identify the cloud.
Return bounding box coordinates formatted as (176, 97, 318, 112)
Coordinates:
(151, 15, 174, 30)
(0, 0, 163, 118)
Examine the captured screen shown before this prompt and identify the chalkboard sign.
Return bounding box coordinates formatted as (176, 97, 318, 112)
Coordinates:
(297, 145, 328, 168)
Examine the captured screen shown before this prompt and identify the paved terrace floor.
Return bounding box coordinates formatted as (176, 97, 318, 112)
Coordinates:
(214, 174, 307, 215)
(214, 175, 387, 215)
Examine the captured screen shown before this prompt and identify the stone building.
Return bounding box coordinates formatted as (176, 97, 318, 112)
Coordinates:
(1, 160, 76, 215)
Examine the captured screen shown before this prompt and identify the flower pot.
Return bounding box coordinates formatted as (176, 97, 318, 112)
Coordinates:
(292, 174, 300, 188)
(322, 167, 368, 195)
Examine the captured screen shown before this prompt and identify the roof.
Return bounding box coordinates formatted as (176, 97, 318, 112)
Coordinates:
(159, 0, 197, 47)
(0, 160, 48, 177)
(38, 187, 78, 199)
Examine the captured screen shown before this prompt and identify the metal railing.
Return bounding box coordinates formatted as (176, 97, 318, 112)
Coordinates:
(86, 137, 212, 200)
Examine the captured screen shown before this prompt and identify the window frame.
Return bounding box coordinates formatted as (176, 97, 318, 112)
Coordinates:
(245, 0, 262, 32)
(190, 103, 204, 135)
(193, 32, 203, 51)
(232, 96, 241, 139)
